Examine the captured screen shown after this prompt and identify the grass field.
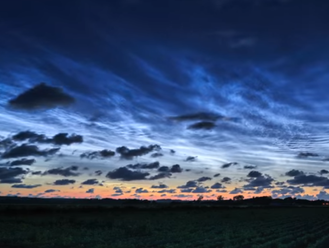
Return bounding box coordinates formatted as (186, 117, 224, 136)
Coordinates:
(1, 206, 329, 248)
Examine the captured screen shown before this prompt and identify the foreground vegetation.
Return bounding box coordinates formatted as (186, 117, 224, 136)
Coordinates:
(1, 204, 329, 248)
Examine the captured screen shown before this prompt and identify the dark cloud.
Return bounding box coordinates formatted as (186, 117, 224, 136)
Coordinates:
(8, 83, 75, 110)
(185, 156, 197, 162)
(151, 184, 168, 189)
(221, 162, 238, 168)
(53, 179, 76, 185)
(12, 131, 45, 142)
(244, 165, 257, 169)
(247, 171, 262, 178)
(116, 145, 161, 160)
(287, 174, 329, 188)
(158, 189, 176, 193)
(169, 112, 223, 122)
(135, 188, 148, 194)
(1, 144, 60, 159)
(31, 171, 42, 175)
(12, 184, 42, 189)
(285, 169, 304, 177)
(106, 167, 149, 181)
(44, 189, 60, 193)
(0, 167, 28, 184)
(320, 170, 329, 175)
(254, 187, 264, 194)
(229, 188, 243, 194)
(43, 166, 80, 177)
(191, 187, 212, 193)
(158, 166, 170, 172)
(10, 158, 36, 166)
(150, 152, 163, 158)
(86, 188, 94, 193)
(197, 176, 212, 182)
(0, 178, 23, 184)
(51, 133, 83, 146)
(221, 177, 231, 183)
(210, 182, 225, 189)
(187, 121, 216, 130)
(95, 170, 102, 176)
(170, 164, 182, 173)
(80, 149, 115, 159)
(244, 175, 274, 188)
(170, 149, 176, 154)
(297, 152, 319, 158)
(81, 179, 99, 185)
(272, 186, 305, 196)
(214, 173, 220, 177)
(177, 180, 198, 188)
(149, 172, 171, 180)
(127, 161, 160, 169)
(112, 187, 123, 196)
(12, 131, 83, 146)
(173, 194, 193, 198)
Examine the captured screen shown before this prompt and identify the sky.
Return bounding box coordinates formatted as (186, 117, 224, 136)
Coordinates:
(0, 0, 329, 201)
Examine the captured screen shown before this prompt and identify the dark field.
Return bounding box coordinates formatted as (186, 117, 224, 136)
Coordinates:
(1, 205, 329, 248)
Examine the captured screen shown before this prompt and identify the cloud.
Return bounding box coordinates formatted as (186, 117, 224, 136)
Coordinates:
(197, 176, 212, 182)
(50, 133, 83, 146)
(81, 179, 99, 185)
(247, 171, 262, 178)
(43, 166, 80, 177)
(297, 152, 319, 158)
(127, 161, 160, 169)
(53, 179, 76, 185)
(95, 170, 102, 176)
(2, 144, 60, 159)
(0, 178, 23, 184)
(44, 189, 60, 193)
(191, 187, 212, 193)
(254, 187, 264, 194)
(210, 182, 225, 189)
(185, 156, 197, 162)
(316, 191, 329, 200)
(221, 177, 231, 183)
(8, 83, 75, 110)
(229, 188, 243, 194)
(287, 174, 329, 188)
(244, 165, 257, 169)
(244, 175, 274, 188)
(12, 184, 42, 189)
(0, 167, 28, 184)
(86, 188, 94, 194)
(170, 164, 182, 173)
(116, 145, 161, 160)
(285, 169, 305, 177)
(151, 184, 168, 189)
(221, 162, 238, 168)
(112, 187, 124, 196)
(106, 167, 150, 181)
(135, 188, 148, 194)
(173, 194, 193, 198)
(158, 166, 170, 172)
(187, 121, 216, 130)
(177, 180, 198, 188)
(320, 170, 329, 175)
(214, 173, 220, 177)
(149, 172, 171, 180)
(158, 189, 176, 193)
(31, 171, 42, 175)
(150, 152, 163, 158)
(169, 112, 223, 122)
(11, 131, 83, 146)
(80, 149, 115, 159)
(10, 158, 36, 166)
(272, 186, 305, 197)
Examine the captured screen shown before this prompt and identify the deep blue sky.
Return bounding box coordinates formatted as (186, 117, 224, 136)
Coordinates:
(0, 0, 329, 200)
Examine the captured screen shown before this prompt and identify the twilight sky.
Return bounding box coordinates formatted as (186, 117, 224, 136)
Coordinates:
(0, 0, 329, 200)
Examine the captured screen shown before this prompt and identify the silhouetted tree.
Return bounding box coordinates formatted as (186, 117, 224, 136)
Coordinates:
(217, 195, 224, 201)
(197, 196, 204, 201)
(233, 195, 244, 201)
